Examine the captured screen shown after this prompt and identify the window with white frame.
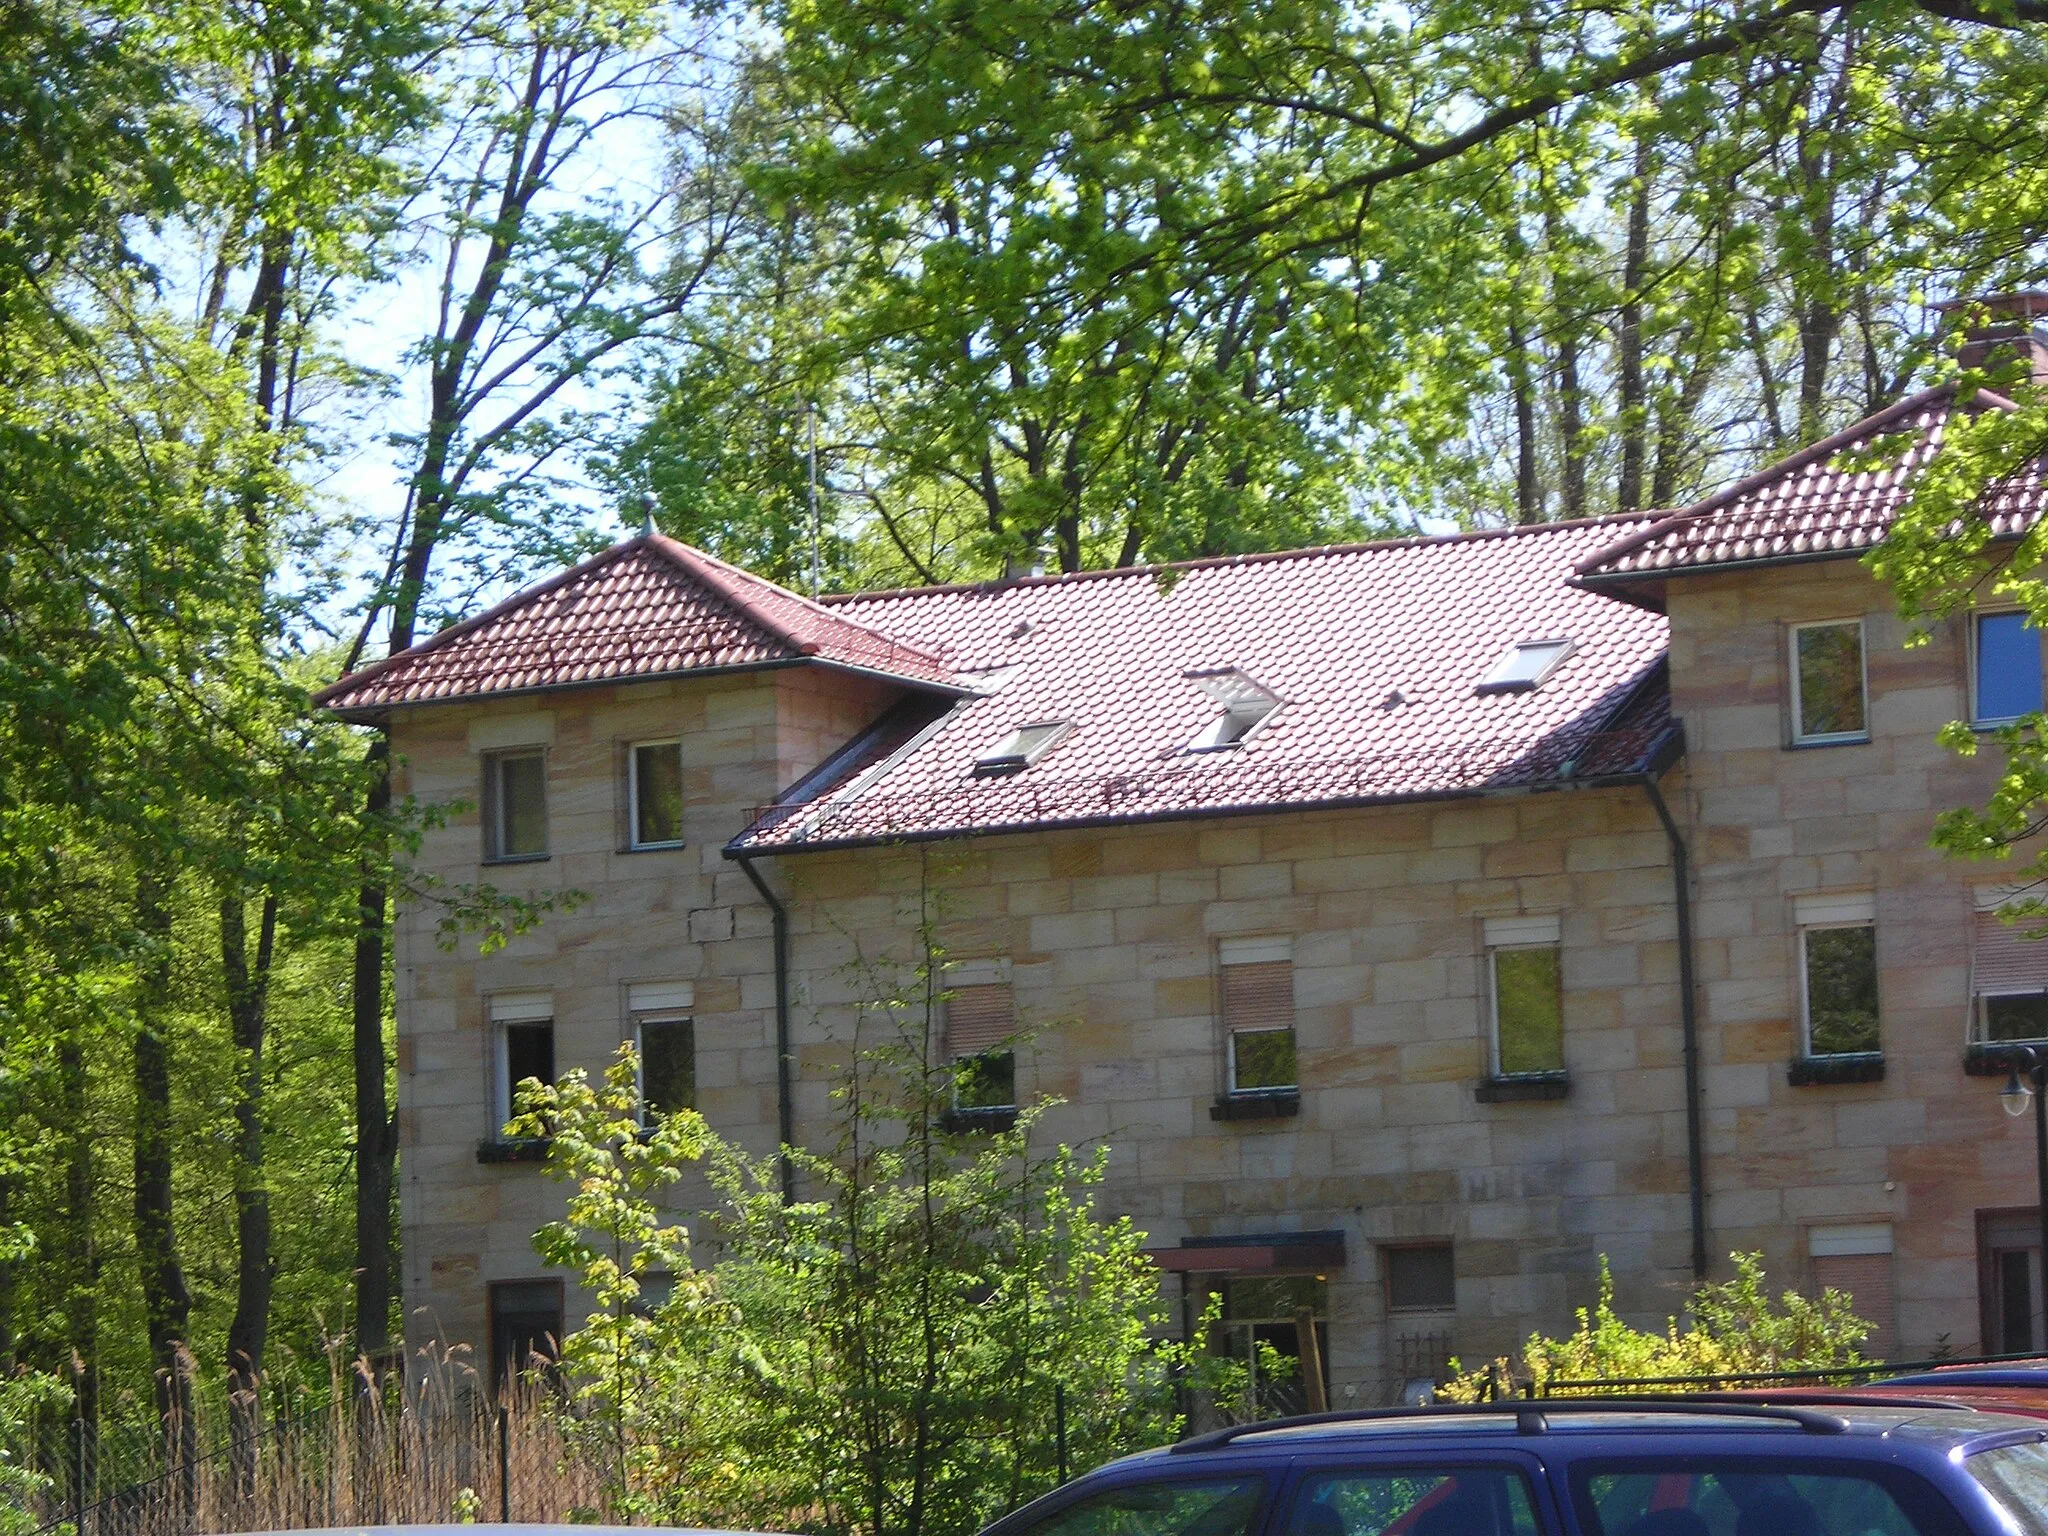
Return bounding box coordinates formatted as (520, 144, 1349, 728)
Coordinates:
(1975, 610, 2046, 725)
(628, 980, 694, 1119)
(1788, 619, 1868, 745)
(628, 740, 684, 848)
(973, 722, 1070, 776)
(1183, 667, 1284, 751)
(490, 991, 555, 1133)
(482, 748, 548, 861)
(943, 960, 1016, 1111)
(1974, 888, 2048, 1044)
(1485, 915, 1564, 1077)
(1476, 638, 1575, 694)
(1795, 892, 1879, 1058)
(1221, 937, 1296, 1093)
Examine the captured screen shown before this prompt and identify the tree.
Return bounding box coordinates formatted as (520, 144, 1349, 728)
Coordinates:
(515, 874, 1246, 1531)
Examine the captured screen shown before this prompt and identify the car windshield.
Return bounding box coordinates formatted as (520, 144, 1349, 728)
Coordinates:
(1015, 1479, 1266, 1536)
(1967, 1440, 2048, 1535)
(1572, 1461, 1964, 1536)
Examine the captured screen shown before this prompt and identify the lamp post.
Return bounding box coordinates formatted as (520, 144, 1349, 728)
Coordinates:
(1999, 1045, 2048, 1341)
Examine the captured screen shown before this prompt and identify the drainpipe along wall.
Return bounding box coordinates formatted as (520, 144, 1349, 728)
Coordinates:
(734, 854, 796, 1202)
(1639, 773, 1709, 1281)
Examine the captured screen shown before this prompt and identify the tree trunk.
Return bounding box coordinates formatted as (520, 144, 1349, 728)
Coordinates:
(133, 868, 197, 1485)
(1615, 131, 1652, 514)
(222, 888, 277, 1493)
(59, 1020, 98, 1517)
(353, 736, 396, 1364)
(1506, 316, 1542, 524)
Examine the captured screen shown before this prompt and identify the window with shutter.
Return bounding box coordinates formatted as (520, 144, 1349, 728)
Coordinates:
(945, 980, 1016, 1111)
(1221, 940, 1296, 1093)
(1975, 894, 2048, 1043)
(1794, 892, 1879, 1058)
(1811, 1224, 1895, 1360)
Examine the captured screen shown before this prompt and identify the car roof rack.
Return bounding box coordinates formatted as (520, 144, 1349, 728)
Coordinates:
(1171, 1398, 1853, 1453)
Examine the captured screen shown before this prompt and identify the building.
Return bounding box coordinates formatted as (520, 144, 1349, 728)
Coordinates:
(319, 345, 2048, 1403)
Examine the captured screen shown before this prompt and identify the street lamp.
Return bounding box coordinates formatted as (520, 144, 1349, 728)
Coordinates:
(1998, 1044, 2048, 1344)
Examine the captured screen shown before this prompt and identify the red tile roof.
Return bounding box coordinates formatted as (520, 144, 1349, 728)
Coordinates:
(1577, 386, 2048, 584)
(316, 534, 964, 715)
(729, 518, 1675, 853)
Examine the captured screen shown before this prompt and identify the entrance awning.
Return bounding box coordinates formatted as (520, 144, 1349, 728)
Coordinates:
(1146, 1229, 1346, 1274)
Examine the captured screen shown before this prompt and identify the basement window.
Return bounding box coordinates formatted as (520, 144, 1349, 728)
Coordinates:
(974, 722, 1070, 776)
(1476, 638, 1575, 695)
(1185, 667, 1283, 751)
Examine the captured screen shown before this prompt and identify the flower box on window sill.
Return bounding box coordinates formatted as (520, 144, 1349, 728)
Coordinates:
(940, 1106, 1018, 1134)
(1788, 1052, 1885, 1086)
(1475, 1071, 1570, 1103)
(476, 1137, 551, 1164)
(1210, 1089, 1300, 1121)
(1966, 1042, 2048, 1077)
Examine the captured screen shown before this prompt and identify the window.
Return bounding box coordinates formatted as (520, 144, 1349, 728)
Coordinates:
(1975, 889, 2048, 1043)
(1386, 1243, 1456, 1312)
(628, 739, 683, 848)
(944, 968, 1017, 1112)
(1573, 1463, 1954, 1536)
(1982, 1210, 2044, 1355)
(629, 981, 695, 1119)
(490, 991, 554, 1133)
(1184, 667, 1283, 751)
(1976, 610, 2045, 724)
(1285, 1469, 1540, 1536)
(488, 1279, 563, 1390)
(1010, 1479, 1266, 1536)
(1969, 1439, 2048, 1536)
(974, 721, 1070, 776)
(1795, 892, 1879, 1057)
(483, 748, 547, 860)
(1485, 915, 1563, 1077)
(1221, 938, 1296, 1094)
(1789, 619, 1868, 744)
(1810, 1223, 1895, 1360)
(1476, 637, 1575, 694)
(1214, 1275, 1326, 1418)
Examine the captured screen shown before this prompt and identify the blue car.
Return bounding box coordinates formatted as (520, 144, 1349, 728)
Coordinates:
(979, 1400, 2048, 1536)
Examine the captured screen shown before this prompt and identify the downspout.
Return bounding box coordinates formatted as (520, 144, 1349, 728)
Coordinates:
(735, 854, 796, 1202)
(1639, 772, 1709, 1281)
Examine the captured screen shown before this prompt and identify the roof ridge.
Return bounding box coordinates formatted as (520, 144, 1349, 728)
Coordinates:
(311, 538, 639, 708)
(648, 535, 950, 668)
(823, 511, 1663, 608)
(1573, 384, 1962, 579)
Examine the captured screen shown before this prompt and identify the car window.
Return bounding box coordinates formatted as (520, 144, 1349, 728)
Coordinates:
(1967, 1440, 2048, 1535)
(1572, 1462, 1965, 1536)
(1018, 1479, 1267, 1536)
(1283, 1468, 1543, 1536)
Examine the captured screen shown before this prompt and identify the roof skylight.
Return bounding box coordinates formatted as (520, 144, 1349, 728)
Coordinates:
(1185, 667, 1283, 751)
(1477, 638, 1576, 694)
(973, 721, 1070, 776)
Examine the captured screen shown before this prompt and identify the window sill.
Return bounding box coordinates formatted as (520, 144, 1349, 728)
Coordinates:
(1785, 735, 1871, 750)
(1210, 1089, 1301, 1121)
(482, 853, 550, 867)
(1788, 1053, 1885, 1086)
(1967, 1041, 2048, 1076)
(476, 1137, 551, 1164)
(940, 1106, 1018, 1134)
(1475, 1072, 1570, 1103)
(620, 842, 685, 854)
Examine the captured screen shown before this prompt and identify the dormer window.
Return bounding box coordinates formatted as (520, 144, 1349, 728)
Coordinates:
(974, 722, 1069, 776)
(1185, 667, 1283, 751)
(1476, 638, 1575, 695)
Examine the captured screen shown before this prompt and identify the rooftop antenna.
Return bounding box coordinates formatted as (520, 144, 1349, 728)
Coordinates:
(807, 401, 822, 599)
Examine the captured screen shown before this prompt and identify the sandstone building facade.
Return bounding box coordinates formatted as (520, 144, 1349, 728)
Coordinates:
(320, 374, 2048, 1403)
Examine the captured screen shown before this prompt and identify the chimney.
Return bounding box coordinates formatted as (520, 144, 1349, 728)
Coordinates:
(1938, 291, 2048, 387)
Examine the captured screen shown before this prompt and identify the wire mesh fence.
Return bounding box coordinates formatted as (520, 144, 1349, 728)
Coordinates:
(19, 1350, 607, 1536)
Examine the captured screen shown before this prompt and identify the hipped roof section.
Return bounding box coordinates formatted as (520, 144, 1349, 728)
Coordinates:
(315, 534, 967, 718)
(1575, 385, 2048, 593)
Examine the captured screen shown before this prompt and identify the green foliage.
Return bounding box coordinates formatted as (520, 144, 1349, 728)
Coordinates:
(1440, 1254, 1870, 1400)
(521, 955, 1245, 1536)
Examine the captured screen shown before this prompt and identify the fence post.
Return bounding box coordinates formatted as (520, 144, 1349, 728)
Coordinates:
(1054, 1383, 1068, 1485)
(498, 1402, 511, 1523)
